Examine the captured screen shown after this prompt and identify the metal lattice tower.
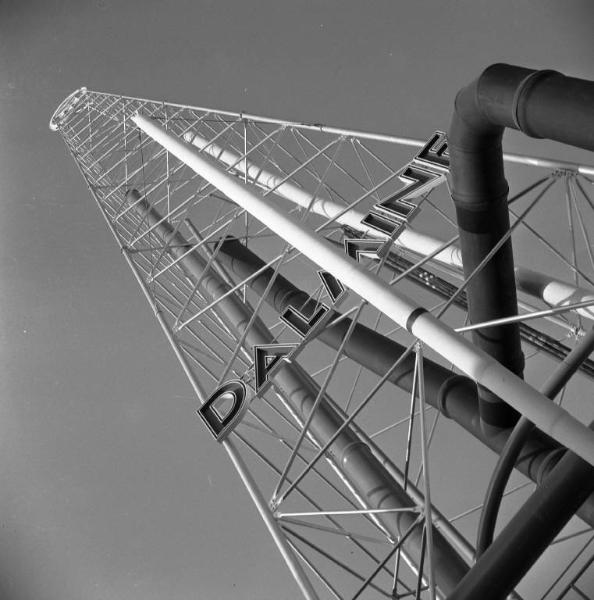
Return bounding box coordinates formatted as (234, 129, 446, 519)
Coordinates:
(50, 85, 594, 599)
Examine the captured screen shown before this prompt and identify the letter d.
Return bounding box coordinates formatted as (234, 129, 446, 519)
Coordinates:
(198, 380, 248, 442)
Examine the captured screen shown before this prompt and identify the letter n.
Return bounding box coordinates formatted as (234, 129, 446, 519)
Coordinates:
(197, 380, 248, 442)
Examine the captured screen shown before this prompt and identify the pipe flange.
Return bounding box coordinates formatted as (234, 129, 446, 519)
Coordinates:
(511, 70, 557, 136)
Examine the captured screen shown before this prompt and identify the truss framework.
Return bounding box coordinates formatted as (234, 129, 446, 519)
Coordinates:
(50, 88, 594, 599)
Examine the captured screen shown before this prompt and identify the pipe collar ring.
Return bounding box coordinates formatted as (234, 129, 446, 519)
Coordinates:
(511, 70, 557, 135)
(437, 375, 469, 419)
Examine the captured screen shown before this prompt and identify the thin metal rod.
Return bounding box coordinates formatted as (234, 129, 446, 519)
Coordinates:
(454, 298, 594, 332)
(272, 303, 365, 503)
(394, 356, 420, 600)
(278, 516, 389, 545)
(415, 343, 436, 600)
(540, 535, 594, 599)
(287, 541, 344, 600)
(352, 516, 424, 600)
(450, 483, 532, 524)
(225, 438, 321, 600)
(175, 252, 285, 330)
(61, 86, 594, 174)
(276, 507, 421, 518)
(572, 180, 594, 274)
(283, 526, 394, 599)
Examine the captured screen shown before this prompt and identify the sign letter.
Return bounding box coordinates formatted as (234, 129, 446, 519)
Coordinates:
(281, 304, 329, 338)
(254, 344, 297, 391)
(318, 270, 346, 303)
(344, 239, 384, 262)
(198, 380, 248, 442)
(415, 131, 449, 171)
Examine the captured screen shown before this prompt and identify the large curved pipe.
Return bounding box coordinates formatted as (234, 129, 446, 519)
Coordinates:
(448, 64, 594, 597)
(449, 64, 594, 431)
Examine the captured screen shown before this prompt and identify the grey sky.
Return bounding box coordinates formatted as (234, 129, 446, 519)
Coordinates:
(2, 1, 594, 599)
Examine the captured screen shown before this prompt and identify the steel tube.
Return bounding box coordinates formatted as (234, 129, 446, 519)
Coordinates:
(132, 110, 594, 469)
(127, 189, 469, 596)
(449, 72, 524, 430)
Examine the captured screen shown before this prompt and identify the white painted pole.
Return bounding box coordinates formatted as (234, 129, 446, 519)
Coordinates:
(132, 112, 594, 468)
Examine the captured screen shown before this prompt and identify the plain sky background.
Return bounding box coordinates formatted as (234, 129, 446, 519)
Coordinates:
(2, 2, 594, 599)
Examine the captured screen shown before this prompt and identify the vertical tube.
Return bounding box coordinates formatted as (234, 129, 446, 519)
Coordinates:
(449, 75, 524, 431)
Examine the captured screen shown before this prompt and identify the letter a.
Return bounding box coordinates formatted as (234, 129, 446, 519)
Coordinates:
(254, 344, 298, 391)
